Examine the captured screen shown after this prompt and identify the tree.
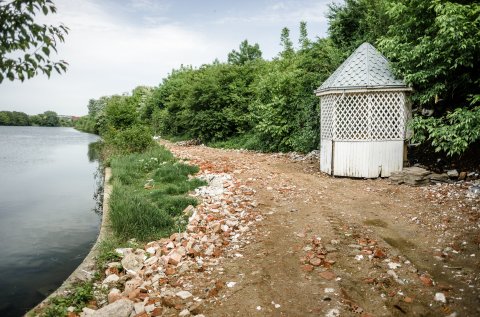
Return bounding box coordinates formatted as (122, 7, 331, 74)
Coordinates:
(298, 21, 310, 50)
(42, 110, 59, 126)
(0, 110, 30, 125)
(130, 86, 154, 122)
(87, 97, 107, 118)
(379, 0, 480, 108)
(280, 27, 294, 58)
(252, 38, 342, 152)
(0, 0, 68, 83)
(12, 110, 30, 125)
(227, 40, 262, 65)
(327, 0, 389, 54)
(105, 95, 137, 131)
(379, 0, 480, 156)
(0, 111, 11, 125)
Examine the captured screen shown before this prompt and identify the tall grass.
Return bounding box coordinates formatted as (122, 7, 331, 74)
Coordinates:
(108, 145, 206, 241)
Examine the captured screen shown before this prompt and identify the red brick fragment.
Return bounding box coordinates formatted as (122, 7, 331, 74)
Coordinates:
(309, 257, 322, 266)
(302, 264, 314, 272)
(319, 271, 336, 280)
(373, 248, 387, 258)
(419, 275, 433, 286)
(151, 307, 163, 316)
(165, 267, 176, 275)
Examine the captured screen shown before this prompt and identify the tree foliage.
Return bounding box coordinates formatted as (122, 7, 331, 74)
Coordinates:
(153, 62, 260, 142)
(227, 40, 262, 65)
(143, 23, 341, 152)
(379, 0, 480, 156)
(298, 21, 310, 49)
(0, 110, 29, 125)
(327, 0, 389, 55)
(410, 106, 480, 156)
(75, 88, 155, 154)
(76, 7, 479, 162)
(279, 27, 294, 58)
(0, 109, 66, 126)
(327, 0, 480, 157)
(253, 36, 342, 152)
(379, 0, 480, 108)
(0, 0, 69, 83)
(76, 23, 343, 154)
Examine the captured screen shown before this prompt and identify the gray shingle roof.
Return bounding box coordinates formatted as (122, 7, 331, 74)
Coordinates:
(316, 43, 408, 94)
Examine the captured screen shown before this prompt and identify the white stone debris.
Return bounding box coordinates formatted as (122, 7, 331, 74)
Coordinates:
(434, 292, 447, 303)
(176, 290, 193, 300)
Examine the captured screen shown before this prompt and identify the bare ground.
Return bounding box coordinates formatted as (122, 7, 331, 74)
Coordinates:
(164, 141, 480, 317)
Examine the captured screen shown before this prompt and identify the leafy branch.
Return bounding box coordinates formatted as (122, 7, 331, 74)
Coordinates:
(410, 104, 480, 156)
(0, 0, 68, 83)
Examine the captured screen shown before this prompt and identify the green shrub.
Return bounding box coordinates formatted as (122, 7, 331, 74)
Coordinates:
(108, 125, 154, 154)
(410, 106, 480, 156)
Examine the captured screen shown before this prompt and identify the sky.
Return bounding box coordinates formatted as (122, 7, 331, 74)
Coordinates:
(0, 0, 334, 116)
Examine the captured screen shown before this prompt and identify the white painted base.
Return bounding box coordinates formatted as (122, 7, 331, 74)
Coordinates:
(320, 139, 332, 175)
(320, 140, 404, 178)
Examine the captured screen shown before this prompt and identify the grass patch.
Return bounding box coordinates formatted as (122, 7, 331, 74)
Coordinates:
(109, 145, 206, 241)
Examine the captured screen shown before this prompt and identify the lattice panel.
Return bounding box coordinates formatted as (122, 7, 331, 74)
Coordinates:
(370, 92, 405, 140)
(320, 94, 335, 140)
(320, 92, 407, 141)
(335, 93, 370, 140)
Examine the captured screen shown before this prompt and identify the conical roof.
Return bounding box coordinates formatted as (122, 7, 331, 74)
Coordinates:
(316, 43, 408, 94)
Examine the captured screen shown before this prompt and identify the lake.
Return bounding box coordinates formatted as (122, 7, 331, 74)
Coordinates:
(0, 126, 102, 317)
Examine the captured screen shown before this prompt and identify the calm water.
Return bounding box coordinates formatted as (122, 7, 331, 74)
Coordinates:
(0, 126, 102, 317)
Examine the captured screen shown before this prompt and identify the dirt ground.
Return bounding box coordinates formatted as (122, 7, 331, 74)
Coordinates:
(164, 141, 480, 317)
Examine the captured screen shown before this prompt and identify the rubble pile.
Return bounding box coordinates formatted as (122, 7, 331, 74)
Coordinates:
(80, 169, 259, 317)
(299, 235, 337, 274)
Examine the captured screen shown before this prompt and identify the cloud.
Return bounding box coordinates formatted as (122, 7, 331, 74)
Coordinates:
(0, 0, 332, 115)
(215, 0, 330, 25)
(0, 0, 228, 115)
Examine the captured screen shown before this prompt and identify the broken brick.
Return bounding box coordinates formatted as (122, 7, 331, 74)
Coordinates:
(319, 271, 336, 280)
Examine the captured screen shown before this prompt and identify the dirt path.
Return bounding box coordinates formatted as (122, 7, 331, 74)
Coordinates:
(165, 142, 480, 317)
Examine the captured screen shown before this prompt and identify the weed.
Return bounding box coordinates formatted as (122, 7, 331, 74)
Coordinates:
(96, 237, 124, 269)
(39, 281, 94, 316)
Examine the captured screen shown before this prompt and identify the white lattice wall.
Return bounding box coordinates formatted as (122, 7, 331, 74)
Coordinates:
(320, 91, 408, 141)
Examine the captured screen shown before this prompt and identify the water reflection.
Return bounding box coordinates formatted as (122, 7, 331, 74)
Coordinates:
(88, 140, 103, 163)
(89, 141, 105, 215)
